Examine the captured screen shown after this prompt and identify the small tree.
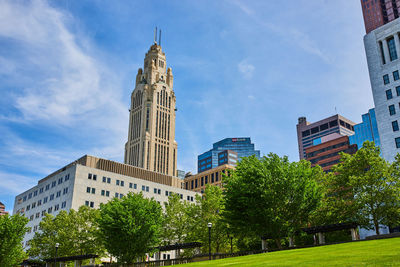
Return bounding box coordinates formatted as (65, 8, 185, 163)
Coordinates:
(0, 213, 28, 266)
(98, 192, 163, 263)
(28, 205, 104, 258)
(329, 141, 400, 234)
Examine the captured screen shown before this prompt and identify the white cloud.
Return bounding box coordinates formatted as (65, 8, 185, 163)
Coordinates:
(0, 0, 126, 128)
(238, 60, 255, 79)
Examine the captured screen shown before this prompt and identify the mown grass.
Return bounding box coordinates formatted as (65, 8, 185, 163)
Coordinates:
(182, 237, 400, 266)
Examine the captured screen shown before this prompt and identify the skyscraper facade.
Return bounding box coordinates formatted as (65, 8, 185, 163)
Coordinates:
(349, 108, 381, 149)
(363, 8, 400, 161)
(296, 115, 356, 160)
(197, 138, 260, 173)
(124, 41, 178, 176)
(361, 0, 400, 34)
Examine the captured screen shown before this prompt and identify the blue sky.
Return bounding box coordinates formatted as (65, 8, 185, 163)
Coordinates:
(0, 0, 373, 212)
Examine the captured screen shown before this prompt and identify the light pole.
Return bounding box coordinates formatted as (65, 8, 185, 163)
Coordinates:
(55, 243, 59, 267)
(207, 222, 212, 260)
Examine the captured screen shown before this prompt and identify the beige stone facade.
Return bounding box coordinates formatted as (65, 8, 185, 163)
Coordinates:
(124, 43, 177, 177)
(183, 165, 235, 193)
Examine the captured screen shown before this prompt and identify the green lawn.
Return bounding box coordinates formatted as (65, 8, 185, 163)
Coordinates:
(182, 238, 400, 266)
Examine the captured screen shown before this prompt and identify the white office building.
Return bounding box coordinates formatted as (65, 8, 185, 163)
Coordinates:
(364, 18, 400, 161)
(13, 155, 199, 249)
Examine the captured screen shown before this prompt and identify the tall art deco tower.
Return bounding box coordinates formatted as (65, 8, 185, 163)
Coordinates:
(124, 32, 178, 176)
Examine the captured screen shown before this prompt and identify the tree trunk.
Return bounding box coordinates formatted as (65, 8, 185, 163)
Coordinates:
(261, 238, 268, 251)
(275, 238, 283, 250)
(374, 220, 380, 235)
(289, 236, 295, 247)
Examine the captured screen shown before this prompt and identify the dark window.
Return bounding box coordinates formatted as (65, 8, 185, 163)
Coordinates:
(86, 187, 90, 193)
(216, 172, 219, 182)
(396, 86, 400, 96)
(386, 89, 393, 99)
(393, 121, 399, 132)
(388, 37, 398, 61)
(211, 173, 214, 183)
(320, 123, 329, 131)
(380, 41, 386, 64)
(102, 177, 106, 183)
(93, 175, 97, 181)
(311, 127, 319, 134)
(340, 120, 345, 126)
(394, 70, 400, 81)
(205, 176, 208, 184)
(396, 137, 400, 148)
(389, 104, 396, 115)
(302, 130, 310, 137)
(384, 74, 390, 85)
(88, 173, 92, 180)
(107, 178, 111, 183)
(191, 180, 194, 189)
(329, 120, 338, 127)
(201, 177, 204, 186)
(195, 179, 198, 188)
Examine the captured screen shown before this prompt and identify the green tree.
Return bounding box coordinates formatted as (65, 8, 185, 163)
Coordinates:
(0, 213, 28, 266)
(98, 192, 163, 263)
(28, 205, 104, 259)
(224, 154, 323, 249)
(284, 160, 324, 245)
(198, 185, 229, 253)
(161, 194, 193, 245)
(327, 141, 400, 234)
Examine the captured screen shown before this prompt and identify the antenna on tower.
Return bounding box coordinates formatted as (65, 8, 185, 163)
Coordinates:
(154, 27, 157, 44)
(159, 29, 162, 46)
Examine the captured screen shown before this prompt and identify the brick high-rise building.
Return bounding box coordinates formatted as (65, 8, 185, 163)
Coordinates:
(305, 134, 357, 173)
(296, 115, 355, 160)
(361, 0, 400, 34)
(0, 202, 8, 216)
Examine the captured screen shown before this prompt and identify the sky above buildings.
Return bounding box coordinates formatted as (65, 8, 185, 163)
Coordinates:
(0, 0, 372, 211)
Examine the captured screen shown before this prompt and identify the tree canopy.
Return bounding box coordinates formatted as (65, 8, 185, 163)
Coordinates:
(325, 141, 400, 234)
(0, 213, 28, 266)
(223, 154, 323, 248)
(98, 192, 163, 263)
(28, 205, 104, 259)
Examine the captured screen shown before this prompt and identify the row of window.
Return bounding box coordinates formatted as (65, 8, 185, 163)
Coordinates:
(85, 185, 193, 202)
(89, 173, 137, 189)
(186, 171, 223, 190)
(19, 174, 70, 203)
(27, 201, 67, 223)
(383, 70, 400, 85)
(22, 187, 69, 214)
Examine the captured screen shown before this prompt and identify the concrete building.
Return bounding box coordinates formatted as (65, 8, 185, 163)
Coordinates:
(124, 41, 177, 177)
(349, 108, 381, 149)
(0, 202, 8, 216)
(305, 134, 358, 172)
(297, 115, 356, 160)
(198, 138, 260, 173)
(363, 14, 400, 161)
(184, 164, 235, 193)
(361, 0, 400, 34)
(13, 155, 199, 249)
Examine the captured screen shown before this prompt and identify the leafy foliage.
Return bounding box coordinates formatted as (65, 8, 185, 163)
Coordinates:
(98, 192, 163, 263)
(28, 205, 104, 258)
(223, 154, 323, 248)
(0, 213, 28, 266)
(325, 141, 400, 234)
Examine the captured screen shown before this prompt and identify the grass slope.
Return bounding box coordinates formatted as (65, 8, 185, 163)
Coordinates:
(183, 238, 400, 266)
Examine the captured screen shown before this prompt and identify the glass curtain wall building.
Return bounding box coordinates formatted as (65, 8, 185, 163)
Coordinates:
(197, 138, 261, 173)
(349, 108, 381, 149)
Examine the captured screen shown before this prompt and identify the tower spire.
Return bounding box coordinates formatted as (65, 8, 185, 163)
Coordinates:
(159, 29, 162, 46)
(154, 27, 157, 44)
